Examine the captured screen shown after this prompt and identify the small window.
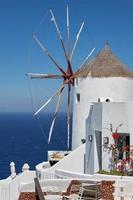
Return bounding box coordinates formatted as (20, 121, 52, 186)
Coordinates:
(98, 98, 112, 102)
(105, 99, 110, 102)
(75, 78, 79, 87)
(76, 93, 80, 103)
(98, 98, 100, 102)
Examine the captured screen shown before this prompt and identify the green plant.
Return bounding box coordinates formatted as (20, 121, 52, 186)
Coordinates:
(97, 169, 128, 176)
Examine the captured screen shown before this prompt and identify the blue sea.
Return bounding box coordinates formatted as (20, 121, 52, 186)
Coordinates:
(0, 112, 71, 179)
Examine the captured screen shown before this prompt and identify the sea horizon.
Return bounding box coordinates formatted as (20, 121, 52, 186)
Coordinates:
(0, 112, 72, 179)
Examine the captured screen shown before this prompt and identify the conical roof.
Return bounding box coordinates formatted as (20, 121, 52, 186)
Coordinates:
(75, 43, 133, 78)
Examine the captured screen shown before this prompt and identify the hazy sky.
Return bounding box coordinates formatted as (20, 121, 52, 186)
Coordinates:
(0, 0, 133, 113)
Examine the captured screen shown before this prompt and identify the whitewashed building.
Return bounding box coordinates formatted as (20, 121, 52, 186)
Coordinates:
(1, 44, 133, 200)
(72, 43, 133, 173)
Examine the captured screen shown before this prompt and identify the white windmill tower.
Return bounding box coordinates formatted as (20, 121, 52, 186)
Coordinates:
(72, 42, 133, 150)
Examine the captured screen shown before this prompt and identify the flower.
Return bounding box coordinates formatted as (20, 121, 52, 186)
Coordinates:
(123, 145, 129, 152)
(126, 156, 131, 162)
(112, 133, 121, 139)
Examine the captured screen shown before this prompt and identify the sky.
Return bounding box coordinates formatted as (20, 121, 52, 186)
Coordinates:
(0, 0, 133, 113)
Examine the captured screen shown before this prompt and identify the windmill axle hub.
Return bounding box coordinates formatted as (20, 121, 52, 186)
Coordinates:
(63, 75, 74, 85)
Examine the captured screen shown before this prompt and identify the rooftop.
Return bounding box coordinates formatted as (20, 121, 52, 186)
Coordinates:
(75, 43, 133, 78)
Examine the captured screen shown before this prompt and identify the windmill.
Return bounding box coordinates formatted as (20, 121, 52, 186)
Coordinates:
(27, 6, 95, 150)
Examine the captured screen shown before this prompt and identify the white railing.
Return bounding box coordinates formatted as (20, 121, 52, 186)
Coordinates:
(113, 180, 133, 200)
(40, 171, 56, 180)
(0, 183, 10, 200)
(20, 179, 72, 193)
(0, 170, 35, 200)
(19, 182, 35, 192)
(54, 169, 98, 180)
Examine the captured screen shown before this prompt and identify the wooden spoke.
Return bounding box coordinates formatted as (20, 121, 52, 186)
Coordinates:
(27, 73, 64, 79)
(32, 33, 67, 76)
(79, 48, 95, 69)
(50, 8, 74, 77)
(70, 22, 84, 61)
(67, 60, 73, 76)
(48, 87, 64, 144)
(34, 84, 65, 116)
(49, 9, 69, 64)
(66, 5, 70, 58)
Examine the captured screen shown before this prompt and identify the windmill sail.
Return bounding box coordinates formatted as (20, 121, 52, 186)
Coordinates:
(28, 6, 89, 149)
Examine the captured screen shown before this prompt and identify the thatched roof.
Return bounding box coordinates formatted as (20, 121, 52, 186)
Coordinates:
(75, 43, 133, 78)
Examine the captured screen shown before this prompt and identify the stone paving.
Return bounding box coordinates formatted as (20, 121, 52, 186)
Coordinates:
(19, 180, 115, 200)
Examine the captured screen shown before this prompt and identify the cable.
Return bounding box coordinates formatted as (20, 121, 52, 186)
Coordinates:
(34, 10, 49, 34)
(27, 76, 48, 143)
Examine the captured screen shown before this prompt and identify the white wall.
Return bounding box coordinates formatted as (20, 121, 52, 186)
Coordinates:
(72, 77, 133, 150)
(85, 102, 133, 174)
(101, 102, 133, 171)
(85, 104, 102, 174)
(36, 144, 85, 180)
(0, 171, 35, 200)
(20, 179, 72, 193)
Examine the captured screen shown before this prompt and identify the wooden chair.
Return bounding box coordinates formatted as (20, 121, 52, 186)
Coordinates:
(62, 185, 84, 200)
(62, 181, 101, 200)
